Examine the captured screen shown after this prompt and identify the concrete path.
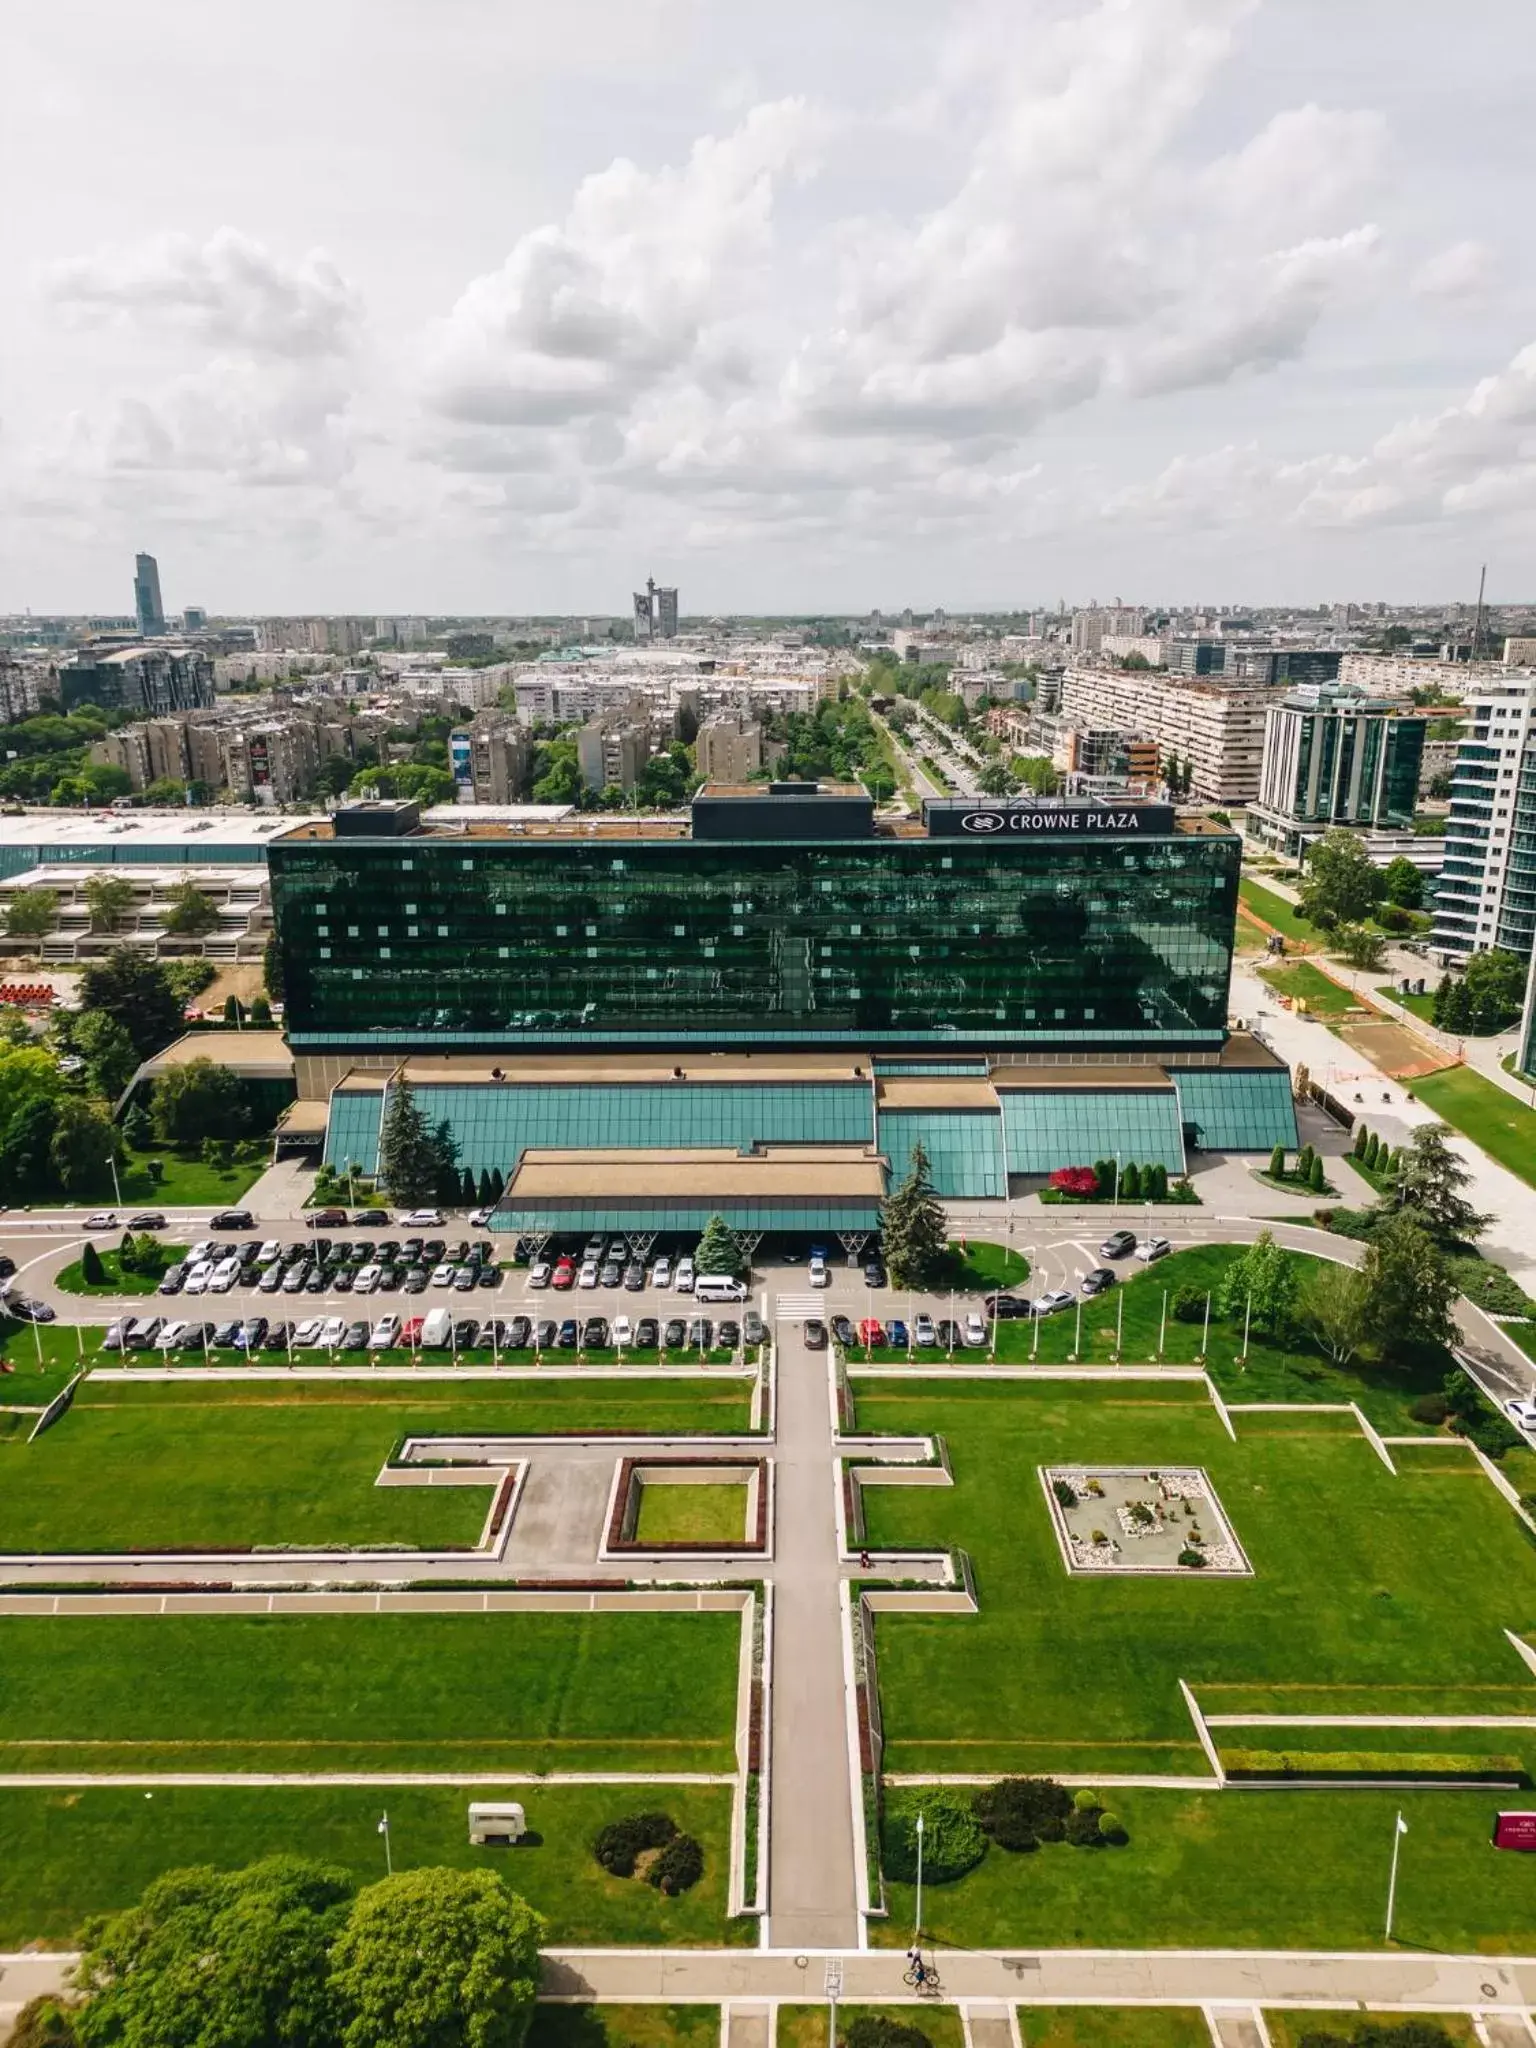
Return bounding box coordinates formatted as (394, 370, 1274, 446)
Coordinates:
(765, 1327, 858, 1952)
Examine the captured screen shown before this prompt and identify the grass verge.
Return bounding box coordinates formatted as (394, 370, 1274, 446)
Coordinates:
(1258, 960, 1366, 1018)
(1239, 879, 1315, 948)
(1411, 1067, 1536, 1192)
(529, 2009, 721, 2048)
(780, 2012, 964, 2048)
(634, 1482, 750, 1546)
(55, 1248, 187, 1296)
(1017, 2013, 1211, 2048)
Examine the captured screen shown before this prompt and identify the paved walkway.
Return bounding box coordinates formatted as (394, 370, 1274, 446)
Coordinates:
(766, 1327, 858, 1951)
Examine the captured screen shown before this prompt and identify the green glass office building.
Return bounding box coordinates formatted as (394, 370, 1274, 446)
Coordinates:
(270, 790, 1240, 1057)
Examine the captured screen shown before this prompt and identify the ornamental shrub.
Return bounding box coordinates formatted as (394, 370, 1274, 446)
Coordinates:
(1172, 1285, 1205, 1324)
(1119, 1162, 1141, 1200)
(593, 1812, 676, 1877)
(1096, 1810, 1128, 1845)
(1052, 1479, 1077, 1507)
(1065, 1805, 1105, 1846)
(883, 1791, 987, 1883)
(1297, 1143, 1315, 1178)
(845, 2019, 931, 2048)
(1048, 1166, 1099, 1198)
(1308, 1154, 1327, 1194)
(1269, 1144, 1286, 1178)
(80, 1240, 105, 1286)
(1410, 1392, 1450, 1425)
(1365, 1133, 1381, 1171)
(1146, 1162, 1168, 1200)
(972, 1776, 1073, 1853)
(1178, 1546, 1208, 1568)
(1353, 1123, 1369, 1158)
(648, 1833, 704, 1894)
(1072, 1787, 1101, 1812)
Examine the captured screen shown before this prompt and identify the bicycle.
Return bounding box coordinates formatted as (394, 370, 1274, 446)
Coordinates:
(902, 1958, 941, 1994)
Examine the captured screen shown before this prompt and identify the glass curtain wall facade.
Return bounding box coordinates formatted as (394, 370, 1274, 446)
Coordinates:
(270, 829, 1240, 1054)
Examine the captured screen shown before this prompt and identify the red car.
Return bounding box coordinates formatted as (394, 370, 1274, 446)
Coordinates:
(858, 1318, 885, 1347)
(551, 1259, 577, 1291)
(400, 1316, 425, 1346)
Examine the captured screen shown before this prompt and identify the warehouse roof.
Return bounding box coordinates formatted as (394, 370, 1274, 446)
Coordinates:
(505, 1145, 886, 1201)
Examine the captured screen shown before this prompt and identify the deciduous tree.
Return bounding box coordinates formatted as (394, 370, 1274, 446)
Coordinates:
(83, 875, 137, 934)
(150, 1058, 247, 1145)
(1299, 829, 1383, 929)
(5, 887, 59, 939)
(77, 951, 185, 1060)
(1216, 1229, 1298, 1334)
(1299, 1261, 1372, 1365)
(160, 880, 220, 937)
(1360, 1211, 1457, 1357)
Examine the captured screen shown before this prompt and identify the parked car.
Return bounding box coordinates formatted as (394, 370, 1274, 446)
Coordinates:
(863, 1260, 886, 1288)
(808, 1257, 830, 1289)
(128, 1212, 166, 1231)
(675, 1258, 696, 1293)
(527, 1261, 552, 1289)
(339, 1320, 369, 1351)
(235, 1317, 268, 1350)
(352, 1211, 390, 1227)
(717, 1319, 740, 1348)
(635, 1316, 659, 1347)
(452, 1265, 478, 1291)
(468, 1207, 495, 1229)
(535, 1319, 558, 1348)
(369, 1315, 402, 1349)
(611, 1315, 633, 1346)
(886, 1317, 909, 1348)
(430, 1263, 456, 1287)
(1134, 1237, 1172, 1264)
(1507, 1398, 1536, 1431)
(1081, 1267, 1116, 1296)
(304, 1267, 328, 1294)
(210, 1320, 239, 1348)
(1032, 1289, 1075, 1316)
(913, 1314, 937, 1347)
(292, 1318, 324, 1346)
(177, 1321, 213, 1351)
(583, 1316, 609, 1347)
(308, 1209, 349, 1229)
(476, 1264, 499, 1289)
(963, 1313, 988, 1346)
(687, 1317, 713, 1349)
(935, 1318, 960, 1349)
(858, 1318, 885, 1347)
(557, 1318, 579, 1348)
(83, 1212, 118, 1230)
(623, 1261, 645, 1292)
(158, 1264, 188, 1296)
(211, 1210, 254, 1231)
(988, 1294, 1026, 1320)
(403, 1267, 428, 1294)
(400, 1209, 445, 1228)
(332, 1268, 355, 1293)
(743, 1309, 765, 1345)
(651, 1256, 672, 1289)
(315, 1316, 344, 1347)
(183, 1263, 213, 1295)
(263, 1323, 293, 1352)
(507, 1315, 532, 1348)
(803, 1318, 827, 1349)
(207, 1259, 241, 1294)
(831, 1314, 856, 1346)
(599, 1261, 622, 1289)
(258, 1265, 285, 1295)
(377, 1264, 402, 1292)
(282, 1264, 310, 1294)
(663, 1317, 687, 1348)
(156, 1320, 187, 1350)
(1099, 1230, 1137, 1259)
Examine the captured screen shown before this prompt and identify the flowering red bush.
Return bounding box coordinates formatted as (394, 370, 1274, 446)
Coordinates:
(1048, 1166, 1100, 1197)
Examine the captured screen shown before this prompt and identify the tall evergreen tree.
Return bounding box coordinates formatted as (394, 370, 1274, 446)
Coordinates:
(478, 1168, 495, 1207)
(880, 1141, 949, 1288)
(1390, 1121, 1490, 1242)
(695, 1213, 741, 1276)
(461, 1165, 477, 1207)
(377, 1079, 446, 1207)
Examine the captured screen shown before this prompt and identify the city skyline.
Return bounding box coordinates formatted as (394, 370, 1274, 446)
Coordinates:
(4, 0, 1533, 616)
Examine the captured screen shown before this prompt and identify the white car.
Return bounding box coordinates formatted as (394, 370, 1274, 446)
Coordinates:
(468, 1207, 494, 1229)
(83, 1212, 118, 1230)
(1032, 1289, 1075, 1316)
(651, 1256, 672, 1288)
(188, 1239, 215, 1264)
(808, 1258, 830, 1289)
(369, 1315, 401, 1348)
(156, 1319, 187, 1350)
(1506, 1398, 1536, 1431)
(578, 1260, 600, 1289)
(208, 1259, 241, 1294)
(319, 1315, 347, 1348)
(526, 1261, 552, 1289)
(353, 1265, 381, 1295)
(675, 1259, 696, 1293)
(293, 1318, 324, 1347)
(257, 1239, 281, 1265)
(183, 1262, 213, 1295)
(430, 1262, 456, 1287)
(612, 1315, 633, 1346)
(963, 1313, 987, 1346)
(1134, 1237, 1172, 1263)
(401, 1208, 445, 1228)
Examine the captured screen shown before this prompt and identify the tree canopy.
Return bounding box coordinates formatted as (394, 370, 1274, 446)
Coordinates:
(161, 880, 221, 937)
(1380, 856, 1424, 910)
(1389, 1121, 1489, 1242)
(378, 1077, 458, 1205)
(694, 1214, 741, 1276)
(880, 1141, 949, 1288)
(151, 1057, 248, 1144)
(1359, 1211, 1457, 1357)
(1299, 829, 1383, 929)
(6, 886, 60, 938)
(77, 951, 186, 1060)
(1215, 1228, 1298, 1333)
(84, 875, 137, 934)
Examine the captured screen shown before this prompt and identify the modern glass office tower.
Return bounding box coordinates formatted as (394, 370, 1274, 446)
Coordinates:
(269, 788, 1241, 1058)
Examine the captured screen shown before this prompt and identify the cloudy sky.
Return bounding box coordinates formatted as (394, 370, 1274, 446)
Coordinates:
(4, 0, 1533, 616)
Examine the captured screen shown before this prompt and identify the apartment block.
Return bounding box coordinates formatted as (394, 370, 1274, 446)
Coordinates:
(577, 712, 652, 793)
(1338, 653, 1470, 697)
(1431, 673, 1536, 963)
(1071, 607, 1145, 654)
(449, 717, 532, 804)
(694, 711, 763, 782)
(62, 646, 215, 717)
(1060, 665, 1277, 802)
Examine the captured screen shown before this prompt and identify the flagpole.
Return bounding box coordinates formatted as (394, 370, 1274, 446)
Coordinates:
(1384, 1810, 1406, 1942)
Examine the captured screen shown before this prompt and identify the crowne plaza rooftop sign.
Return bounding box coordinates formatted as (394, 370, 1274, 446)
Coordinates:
(924, 801, 1178, 839)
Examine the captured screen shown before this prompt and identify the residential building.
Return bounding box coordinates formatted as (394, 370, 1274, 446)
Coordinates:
(1431, 673, 1536, 963)
(1059, 665, 1277, 803)
(694, 711, 763, 782)
(1338, 653, 1472, 697)
(133, 553, 166, 637)
(1165, 640, 1227, 677)
(1226, 649, 1343, 686)
(1071, 607, 1145, 654)
(183, 607, 208, 632)
(577, 711, 652, 793)
(1505, 639, 1536, 667)
(62, 646, 215, 717)
(1246, 686, 1427, 858)
(0, 658, 43, 723)
(449, 716, 531, 804)
(1099, 635, 1164, 666)
(633, 578, 679, 641)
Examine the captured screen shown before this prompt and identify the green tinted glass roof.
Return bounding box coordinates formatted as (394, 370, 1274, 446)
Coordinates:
(1001, 1088, 1187, 1175)
(1171, 1067, 1298, 1151)
(878, 1109, 1005, 1198)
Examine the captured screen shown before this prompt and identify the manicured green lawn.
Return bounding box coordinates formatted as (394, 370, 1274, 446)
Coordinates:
(946, 1241, 1029, 1291)
(0, 1783, 744, 1948)
(877, 1786, 1536, 1951)
(0, 1319, 83, 1406)
(1258, 960, 1363, 1018)
(1375, 984, 1439, 1024)
(1265, 2015, 1477, 2048)
(855, 1381, 1536, 1776)
(0, 1607, 740, 1772)
(1412, 1067, 1536, 1192)
(118, 1146, 265, 1208)
(1239, 878, 1315, 947)
(0, 1375, 753, 1552)
(1017, 2012, 1211, 2048)
(55, 1247, 187, 1296)
(530, 2008, 720, 2048)
(634, 1481, 750, 1545)
(860, 1246, 1452, 1433)
(781, 2011, 963, 2048)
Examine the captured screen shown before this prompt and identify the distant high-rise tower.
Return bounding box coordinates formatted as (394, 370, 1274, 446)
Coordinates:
(134, 553, 166, 637)
(632, 576, 679, 641)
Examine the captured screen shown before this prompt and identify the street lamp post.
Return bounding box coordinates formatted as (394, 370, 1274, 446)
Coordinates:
(913, 1809, 925, 1948)
(1384, 1811, 1407, 1942)
(378, 1811, 392, 1876)
(107, 1152, 122, 1208)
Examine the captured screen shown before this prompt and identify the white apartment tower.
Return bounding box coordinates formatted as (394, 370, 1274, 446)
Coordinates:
(1430, 673, 1536, 962)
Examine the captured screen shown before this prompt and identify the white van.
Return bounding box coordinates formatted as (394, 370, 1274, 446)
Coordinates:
(694, 1274, 748, 1304)
(421, 1307, 454, 1348)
